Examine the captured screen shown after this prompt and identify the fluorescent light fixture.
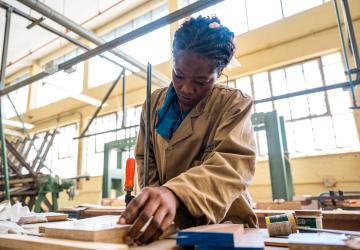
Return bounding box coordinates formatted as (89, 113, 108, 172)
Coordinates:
(43, 82, 105, 107)
(3, 119, 34, 129)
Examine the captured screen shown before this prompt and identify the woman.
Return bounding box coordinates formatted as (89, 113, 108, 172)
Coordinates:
(119, 16, 257, 244)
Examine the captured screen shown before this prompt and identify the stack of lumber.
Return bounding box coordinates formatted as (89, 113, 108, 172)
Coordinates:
(43, 215, 130, 244)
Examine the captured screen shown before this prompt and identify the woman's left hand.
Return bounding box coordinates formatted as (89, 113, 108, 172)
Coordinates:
(118, 186, 179, 244)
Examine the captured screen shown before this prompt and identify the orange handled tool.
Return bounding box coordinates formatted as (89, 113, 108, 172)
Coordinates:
(124, 158, 135, 206)
(125, 158, 135, 190)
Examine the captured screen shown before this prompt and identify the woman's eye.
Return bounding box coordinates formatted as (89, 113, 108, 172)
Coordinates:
(174, 73, 184, 80)
(195, 81, 206, 86)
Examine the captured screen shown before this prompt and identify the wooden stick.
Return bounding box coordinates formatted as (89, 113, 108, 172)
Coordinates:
(297, 226, 360, 237)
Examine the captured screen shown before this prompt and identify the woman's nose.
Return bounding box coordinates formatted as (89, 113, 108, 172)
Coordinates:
(181, 82, 195, 95)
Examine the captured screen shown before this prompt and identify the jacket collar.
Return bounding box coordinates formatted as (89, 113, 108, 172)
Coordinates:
(166, 84, 215, 146)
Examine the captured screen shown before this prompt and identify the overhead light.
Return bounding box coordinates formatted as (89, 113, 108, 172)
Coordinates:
(3, 120, 34, 129)
(43, 82, 105, 107)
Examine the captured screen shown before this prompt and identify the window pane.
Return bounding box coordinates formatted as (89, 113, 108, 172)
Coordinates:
(333, 113, 359, 147)
(255, 102, 273, 113)
(236, 77, 252, 97)
(271, 69, 288, 95)
(282, 0, 323, 17)
(322, 53, 342, 66)
(285, 65, 306, 92)
(257, 130, 268, 156)
(303, 60, 323, 88)
(312, 116, 336, 149)
(308, 92, 327, 116)
(213, 0, 248, 35)
(289, 96, 310, 119)
(292, 120, 315, 152)
(323, 63, 346, 85)
(253, 72, 271, 99)
(284, 122, 295, 153)
(274, 99, 291, 120)
(322, 53, 346, 85)
(247, 0, 283, 30)
(327, 89, 351, 114)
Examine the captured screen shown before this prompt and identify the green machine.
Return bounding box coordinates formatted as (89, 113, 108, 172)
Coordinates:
(102, 137, 136, 198)
(251, 111, 294, 201)
(34, 175, 74, 212)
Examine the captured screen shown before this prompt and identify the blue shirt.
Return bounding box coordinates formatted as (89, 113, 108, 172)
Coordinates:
(156, 86, 190, 139)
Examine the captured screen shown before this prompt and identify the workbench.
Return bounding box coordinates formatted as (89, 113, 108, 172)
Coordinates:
(0, 218, 285, 250)
(60, 206, 360, 231)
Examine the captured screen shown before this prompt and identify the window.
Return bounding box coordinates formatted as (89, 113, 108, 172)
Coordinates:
(85, 106, 141, 176)
(235, 52, 359, 157)
(88, 4, 170, 88)
(37, 49, 84, 107)
(182, 0, 328, 34)
(3, 75, 29, 119)
(27, 124, 78, 178)
(281, 0, 324, 17)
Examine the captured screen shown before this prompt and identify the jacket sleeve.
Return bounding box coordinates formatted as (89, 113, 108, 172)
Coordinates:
(135, 102, 160, 188)
(163, 92, 256, 224)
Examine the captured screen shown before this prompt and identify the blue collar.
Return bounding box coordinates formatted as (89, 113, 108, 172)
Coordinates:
(156, 86, 190, 139)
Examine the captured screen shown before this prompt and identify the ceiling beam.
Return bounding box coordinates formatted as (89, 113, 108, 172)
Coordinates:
(17, 0, 170, 87)
(0, 0, 224, 97)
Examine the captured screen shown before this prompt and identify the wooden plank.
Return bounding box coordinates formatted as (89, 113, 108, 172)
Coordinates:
(288, 233, 352, 250)
(0, 234, 128, 250)
(257, 201, 302, 210)
(43, 212, 69, 222)
(44, 215, 130, 243)
(177, 224, 244, 247)
(83, 208, 125, 218)
(264, 237, 289, 247)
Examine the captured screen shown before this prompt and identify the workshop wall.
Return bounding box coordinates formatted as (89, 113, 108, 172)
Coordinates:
(5, 0, 360, 206)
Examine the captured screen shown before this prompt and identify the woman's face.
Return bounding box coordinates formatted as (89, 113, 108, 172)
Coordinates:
(172, 50, 218, 111)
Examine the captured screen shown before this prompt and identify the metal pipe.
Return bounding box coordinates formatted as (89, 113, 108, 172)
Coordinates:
(332, 0, 358, 107)
(0, 7, 12, 200)
(341, 0, 360, 81)
(0, 0, 133, 74)
(79, 69, 125, 138)
(144, 63, 151, 188)
(74, 124, 139, 139)
(122, 70, 126, 128)
(1, 0, 224, 97)
(17, 0, 170, 87)
(255, 78, 360, 104)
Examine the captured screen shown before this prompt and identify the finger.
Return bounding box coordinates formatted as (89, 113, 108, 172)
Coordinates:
(138, 207, 168, 244)
(120, 191, 150, 224)
(150, 213, 174, 243)
(129, 201, 160, 240)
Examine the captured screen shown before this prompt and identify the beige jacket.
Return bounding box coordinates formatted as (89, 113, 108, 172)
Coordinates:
(135, 84, 257, 228)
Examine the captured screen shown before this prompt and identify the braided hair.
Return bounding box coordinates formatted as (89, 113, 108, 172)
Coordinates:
(173, 16, 235, 74)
